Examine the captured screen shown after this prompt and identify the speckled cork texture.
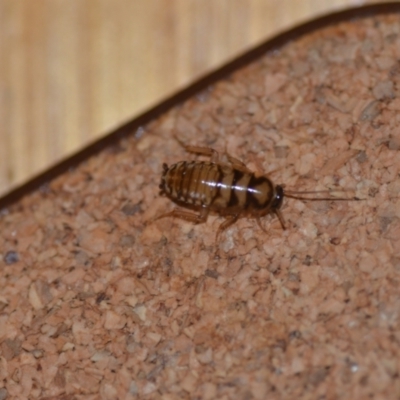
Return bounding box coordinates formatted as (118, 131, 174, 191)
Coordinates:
(1, 11, 400, 400)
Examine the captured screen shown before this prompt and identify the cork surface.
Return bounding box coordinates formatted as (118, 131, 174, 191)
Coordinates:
(1, 13, 400, 400)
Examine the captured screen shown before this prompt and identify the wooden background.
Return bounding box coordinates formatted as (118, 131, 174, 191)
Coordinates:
(0, 0, 390, 197)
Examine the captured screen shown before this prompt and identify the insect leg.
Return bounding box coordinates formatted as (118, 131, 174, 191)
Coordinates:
(274, 209, 286, 230)
(225, 154, 252, 173)
(154, 206, 209, 225)
(174, 135, 220, 163)
(184, 145, 220, 163)
(216, 214, 240, 241)
(254, 209, 286, 234)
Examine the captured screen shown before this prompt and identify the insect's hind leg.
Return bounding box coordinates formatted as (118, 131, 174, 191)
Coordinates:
(174, 135, 220, 163)
(154, 206, 209, 225)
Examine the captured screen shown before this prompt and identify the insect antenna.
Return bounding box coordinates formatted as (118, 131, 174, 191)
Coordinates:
(283, 189, 360, 202)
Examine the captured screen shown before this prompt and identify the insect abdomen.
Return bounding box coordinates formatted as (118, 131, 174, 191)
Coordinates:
(161, 161, 221, 207)
(161, 161, 275, 212)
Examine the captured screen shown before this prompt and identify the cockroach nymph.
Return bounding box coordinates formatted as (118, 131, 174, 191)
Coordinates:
(155, 139, 357, 239)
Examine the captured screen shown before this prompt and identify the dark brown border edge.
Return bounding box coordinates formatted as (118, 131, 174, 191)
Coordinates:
(1, 2, 400, 210)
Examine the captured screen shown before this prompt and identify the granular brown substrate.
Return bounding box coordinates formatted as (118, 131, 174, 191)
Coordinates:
(1, 13, 400, 400)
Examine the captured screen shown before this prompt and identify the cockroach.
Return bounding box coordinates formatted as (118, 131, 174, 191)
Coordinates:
(155, 139, 358, 239)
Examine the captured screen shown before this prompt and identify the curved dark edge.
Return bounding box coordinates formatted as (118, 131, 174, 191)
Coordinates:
(1, 2, 400, 210)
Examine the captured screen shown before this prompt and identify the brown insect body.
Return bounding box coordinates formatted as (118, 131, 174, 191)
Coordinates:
(160, 160, 283, 217)
(156, 138, 359, 238)
(157, 142, 287, 237)
(155, 139, 357, 238)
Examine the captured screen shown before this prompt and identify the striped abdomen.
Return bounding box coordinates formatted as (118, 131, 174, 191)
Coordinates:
(160, 161, 220, 207)
(160, 161, 277, 213)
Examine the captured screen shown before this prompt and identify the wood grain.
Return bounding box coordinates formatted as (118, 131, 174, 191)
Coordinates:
(0, 0, 387, 196)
